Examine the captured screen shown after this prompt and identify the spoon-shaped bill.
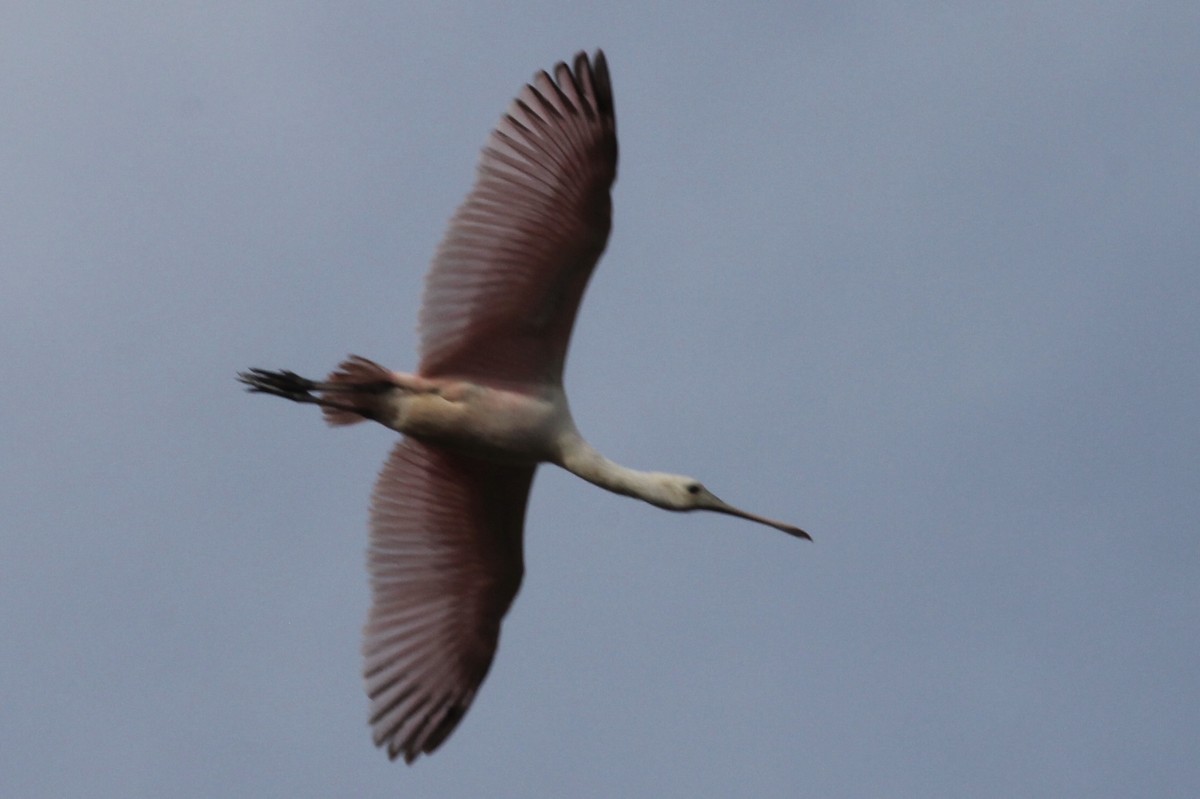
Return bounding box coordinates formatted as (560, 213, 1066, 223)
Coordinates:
(709, 498, 812, 541)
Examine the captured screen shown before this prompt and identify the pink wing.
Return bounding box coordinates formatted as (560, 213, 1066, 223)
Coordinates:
(363, 438, 536, 763)
(418, 50, 618, 385)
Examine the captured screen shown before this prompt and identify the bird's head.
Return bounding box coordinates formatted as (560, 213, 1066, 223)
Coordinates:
(645, 473, 811, 541)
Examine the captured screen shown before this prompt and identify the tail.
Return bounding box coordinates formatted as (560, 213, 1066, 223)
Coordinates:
(318, 356, 397, 426)
(238, 355, 397, 427)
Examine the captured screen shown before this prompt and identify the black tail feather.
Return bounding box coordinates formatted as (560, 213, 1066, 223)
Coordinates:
(238, 356, 396, 427)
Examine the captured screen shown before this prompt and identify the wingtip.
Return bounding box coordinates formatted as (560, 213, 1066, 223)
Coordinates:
(561, 49, 612, 113)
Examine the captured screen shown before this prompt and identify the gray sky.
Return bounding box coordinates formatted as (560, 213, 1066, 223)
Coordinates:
(4, 3, 1198, 797)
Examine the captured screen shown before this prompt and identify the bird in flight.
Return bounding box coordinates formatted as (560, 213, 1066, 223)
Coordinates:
(240, 50, 809, 764)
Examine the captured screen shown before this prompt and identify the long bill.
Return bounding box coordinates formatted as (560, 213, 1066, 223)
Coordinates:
(708, 499, 812, 541)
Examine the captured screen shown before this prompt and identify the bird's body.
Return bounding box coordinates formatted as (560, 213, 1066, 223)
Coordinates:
(240, 50, 808, 764)
(322, 358, 570, 463)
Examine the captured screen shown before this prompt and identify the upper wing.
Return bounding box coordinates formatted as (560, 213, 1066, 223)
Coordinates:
(363, 438, 536, 763)
(417, 50, 618, 385)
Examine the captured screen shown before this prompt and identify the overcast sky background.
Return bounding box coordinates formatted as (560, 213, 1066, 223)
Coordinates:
(4, 3, 1198, 797)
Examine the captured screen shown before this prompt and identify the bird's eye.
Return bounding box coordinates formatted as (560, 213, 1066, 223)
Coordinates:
(686, 483, 702, 495)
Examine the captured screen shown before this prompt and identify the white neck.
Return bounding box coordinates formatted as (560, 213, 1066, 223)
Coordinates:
(556, 431, 663, 502)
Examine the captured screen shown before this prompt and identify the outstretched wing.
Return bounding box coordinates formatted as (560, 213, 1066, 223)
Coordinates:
(417, 50, 618, 386)
(363, 438, 536, 763)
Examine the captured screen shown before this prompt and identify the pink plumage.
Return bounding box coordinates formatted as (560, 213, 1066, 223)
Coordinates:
(240, 49, 807, 765)
(418, 52, 617, 385)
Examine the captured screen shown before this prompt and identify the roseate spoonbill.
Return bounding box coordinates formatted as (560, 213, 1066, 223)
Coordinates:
(239, 49, 809, 763)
